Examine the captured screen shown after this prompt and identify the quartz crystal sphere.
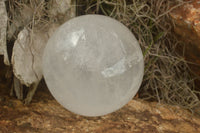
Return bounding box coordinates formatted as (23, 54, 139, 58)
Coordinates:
(42, 15, 144, 116)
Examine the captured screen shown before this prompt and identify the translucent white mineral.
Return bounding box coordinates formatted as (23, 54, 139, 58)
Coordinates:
(42, 15, 144, 116)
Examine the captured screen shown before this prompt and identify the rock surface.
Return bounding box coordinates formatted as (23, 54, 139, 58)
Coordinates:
(0, 1, 9, 65)
(170, 0, 200, 76)
(0, 93, 200, 133)
(0, 65, 199, 133)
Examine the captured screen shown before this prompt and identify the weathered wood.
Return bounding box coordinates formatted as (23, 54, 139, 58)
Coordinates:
(24, 80, 40, 105)
(11, 24, 59, 103)
(11, 27, 50, 104)
(10, 0, 76, 104)
(12, 28, 48, 87)
(13, 76, 23, 100)
(0, 1, 9, 65)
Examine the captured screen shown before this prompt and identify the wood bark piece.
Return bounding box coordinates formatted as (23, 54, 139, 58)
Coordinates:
(10, 0, 76, 86)
(11, 28, 47, 86)
(11, 24, 59, 86)
(10, 0, 76, 104)
(0, 0, 9, 65)
(11, 24, 59, 104)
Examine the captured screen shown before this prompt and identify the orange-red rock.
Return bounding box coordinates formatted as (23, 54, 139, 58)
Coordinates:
(170, 0, 200, 78)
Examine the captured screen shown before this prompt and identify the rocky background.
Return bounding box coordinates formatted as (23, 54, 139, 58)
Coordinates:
(170, 0, 200, 87)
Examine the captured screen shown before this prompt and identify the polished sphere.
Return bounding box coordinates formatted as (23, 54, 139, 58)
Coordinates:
(42, 15, 144, 116)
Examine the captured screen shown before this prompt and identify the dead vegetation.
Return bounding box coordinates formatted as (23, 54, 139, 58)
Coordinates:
(2, 0, 200, 114)
(77, 0, 200, 113)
